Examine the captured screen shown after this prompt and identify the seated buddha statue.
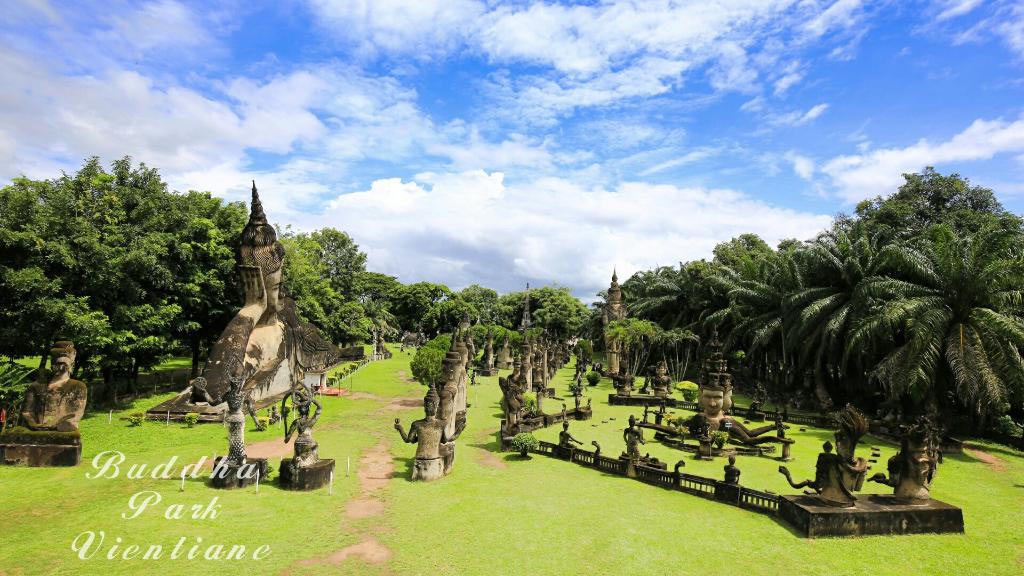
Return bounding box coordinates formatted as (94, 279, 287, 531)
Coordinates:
(20, 341, 87, 432)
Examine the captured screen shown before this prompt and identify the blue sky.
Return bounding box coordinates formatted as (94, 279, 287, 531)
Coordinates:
(2, 1, 1023, 298)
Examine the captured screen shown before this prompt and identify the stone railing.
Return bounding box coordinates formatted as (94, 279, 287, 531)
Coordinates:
(531, 440, 779, 516)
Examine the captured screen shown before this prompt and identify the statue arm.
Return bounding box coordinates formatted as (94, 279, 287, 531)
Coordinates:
(778, 466, 815, 490)
(394, 418, 414, 443)
(309, 395, 322, 428)
(443, 410, 468, 443)
(238, 265, 268, 321)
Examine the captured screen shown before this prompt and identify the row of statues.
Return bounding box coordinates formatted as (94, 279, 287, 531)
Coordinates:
(394, 329, 471, 481)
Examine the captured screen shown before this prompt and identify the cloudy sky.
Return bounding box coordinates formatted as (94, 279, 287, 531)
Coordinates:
(3, 1, 1023, 298)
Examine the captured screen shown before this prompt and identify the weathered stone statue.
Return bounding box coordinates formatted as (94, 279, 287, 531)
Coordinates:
(496, 333, 512, 369)
(149, 182, 360, 421)
(687, 335, 793, 448)
(278, 370, 333, 490)
(622, 414, 645, 477)
(20, 341, 87, 432)
(481, 325, 495, 374)
(602, 270, 626, 375)
(870, 416, 940, 503)
(723, 454, 741, 484)
(559, 421, 583, 450)
(395, 377, 467, 482)
(499, 373, 524, 437)
(651, 359, 671, 398)
(779, 404, 868, 507)
(210, 359, 269, 488)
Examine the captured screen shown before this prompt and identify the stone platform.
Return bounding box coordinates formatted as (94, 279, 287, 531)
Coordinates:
(209, 457, 268, 489)
(279, 458, 335, 491)
(779, 494, 965, 538)
(0, 431, 82, 466)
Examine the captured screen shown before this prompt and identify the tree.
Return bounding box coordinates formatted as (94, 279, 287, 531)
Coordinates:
(849, 224, 1024, 429)
(393, 282, 451, 333)
(310, 228, 366, 300)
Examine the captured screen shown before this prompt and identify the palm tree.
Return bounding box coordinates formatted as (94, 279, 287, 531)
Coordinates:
(707, 248, 805, 400)
(786, 229, 883, 408)
(849, 224, 1024, 428)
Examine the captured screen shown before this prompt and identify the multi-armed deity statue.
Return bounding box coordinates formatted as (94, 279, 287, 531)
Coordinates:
(779, 404, 868, 507)
(686, 334, 792, 449)
(395, 342, 468, 481)
(278, 366, 332, 490)
(149, 183, 360, 422)
(1, 341, 88, 466)
(869, 416, 941, 503)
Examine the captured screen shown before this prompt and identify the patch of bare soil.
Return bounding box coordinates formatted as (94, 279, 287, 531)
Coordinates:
(379, 397, 422, 412)
(474, 428, 507, 469)
(246, 437, 294, 460)
(356, 440, 394, 494)
(963, 443, 1006, 472)
(350, 391, 383, 401)
(324, 537, 392, 564)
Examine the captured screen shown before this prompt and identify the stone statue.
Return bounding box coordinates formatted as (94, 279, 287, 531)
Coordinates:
(218, 359, 250, 467)
(622, 414, 645, 477)
(779, 404, 869, 507)
(482, 326, 495, 372)
(149, 182, 360, 420)
(651, 359, 671, 398)
(558, 421, 583, 449)
(869, 416, 940, 503)
(687, 334, 792, 447)
(395, 382, 466, 482)
(20, 341, 87, 432)
(603, 270, 626, 375)
(498, 374, 524, 437)
(282, 372, 323, 472)
(723, 454, 741, 485)
(497, 333, 512, 369)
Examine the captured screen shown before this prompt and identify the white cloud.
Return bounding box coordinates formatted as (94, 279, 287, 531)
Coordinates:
(766, 103, 829, 127)
(310, 171, 832, 295)
(639, 147, 721, 176)
(822, 117, 1024, 203)
(306, 0, 484, 58)
(785, 151, 815, 180)
(935, 0, 984, 22)
(804, 0, 865, 38)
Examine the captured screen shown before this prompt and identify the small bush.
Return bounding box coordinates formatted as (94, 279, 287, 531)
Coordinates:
(510, 432, 539, 455)
(713, 430, 729, 449)
(585, 371, 601, 386)
(183, 413, 200, 428)
(255, 416, 269, 431)
(523, 393, 538, 416)
(128, 413, 145, 427)
(992, 415, 1023, 437)
(681, 388, 698, 402)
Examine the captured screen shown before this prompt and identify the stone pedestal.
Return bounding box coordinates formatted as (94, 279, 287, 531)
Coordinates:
(411, 457, 444, 481)
(779, 442, 793, 462)
(0, 432, 81, 467)
(209, 457, 268, 489)
(696, 439, 714, 460)
(279, 458, 335, 491)
(779, 494, 965, 538)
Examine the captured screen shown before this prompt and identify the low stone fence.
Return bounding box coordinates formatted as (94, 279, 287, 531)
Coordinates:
(531, 440, 779, 516)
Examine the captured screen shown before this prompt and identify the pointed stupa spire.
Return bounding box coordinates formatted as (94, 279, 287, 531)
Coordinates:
(249, 180, 267, 224)
(612, 267, 618, 283)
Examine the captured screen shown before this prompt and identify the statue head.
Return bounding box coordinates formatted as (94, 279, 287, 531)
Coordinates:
(424, 384, 440, 418)
(240, 182, 285, 313)
(898, 416, 940, 496)
(48, 341, 76, 382)
(699, 386, 726, 418)
(628, 414, 637, 428)
(442, 351, 461, 384)
(562, 420, 570, 431)
(191, 376, 208, 391)
(833, 404, 868, 462)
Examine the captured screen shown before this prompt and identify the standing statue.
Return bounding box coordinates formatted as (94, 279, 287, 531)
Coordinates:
(19, 341, 87, 432)
(622, 415, 645, 477)
(723, 454, 741, 485)
(209, 358, 268, 488)
(651, 359, 671, 398)
(278, 369, 333, 490)
(498, 374, 524, 437)
(869, 416, 941, 503)
(221, 361, 249, 467)
(779, 404, 869, 507)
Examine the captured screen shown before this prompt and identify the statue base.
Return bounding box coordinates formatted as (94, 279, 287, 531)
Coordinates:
(278, 458, 335, 491)
(779, 494, 965, 538)
(411, 456, 445, 481)
(0, 430, 81, 467)
(209, 457, 268, 489)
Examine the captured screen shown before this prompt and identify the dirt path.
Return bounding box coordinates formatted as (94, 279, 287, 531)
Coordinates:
(963, 443, 1007, 472)
(474, 428, 507, 469)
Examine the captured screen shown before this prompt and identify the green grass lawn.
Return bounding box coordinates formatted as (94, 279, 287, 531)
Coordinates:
(2, 346, 1023, 575)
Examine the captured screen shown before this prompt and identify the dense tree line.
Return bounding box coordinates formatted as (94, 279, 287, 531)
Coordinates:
(0, 157, 591, 408)
(616, 169, 1024, 435)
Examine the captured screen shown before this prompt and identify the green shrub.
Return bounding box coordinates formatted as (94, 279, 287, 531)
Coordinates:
(992, 415, 1022, 437)
(510, 432, 539, 455)
(410, 334, 451, 387)
(183, 413, 200, 428)
(523, 393, 538, 416)
(128, 413, 145, 427)
(585, 371, 601, 386)
(681, 388, 698, 402)
(713, 430, 729, 449)
(255, 416, 269, 431)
